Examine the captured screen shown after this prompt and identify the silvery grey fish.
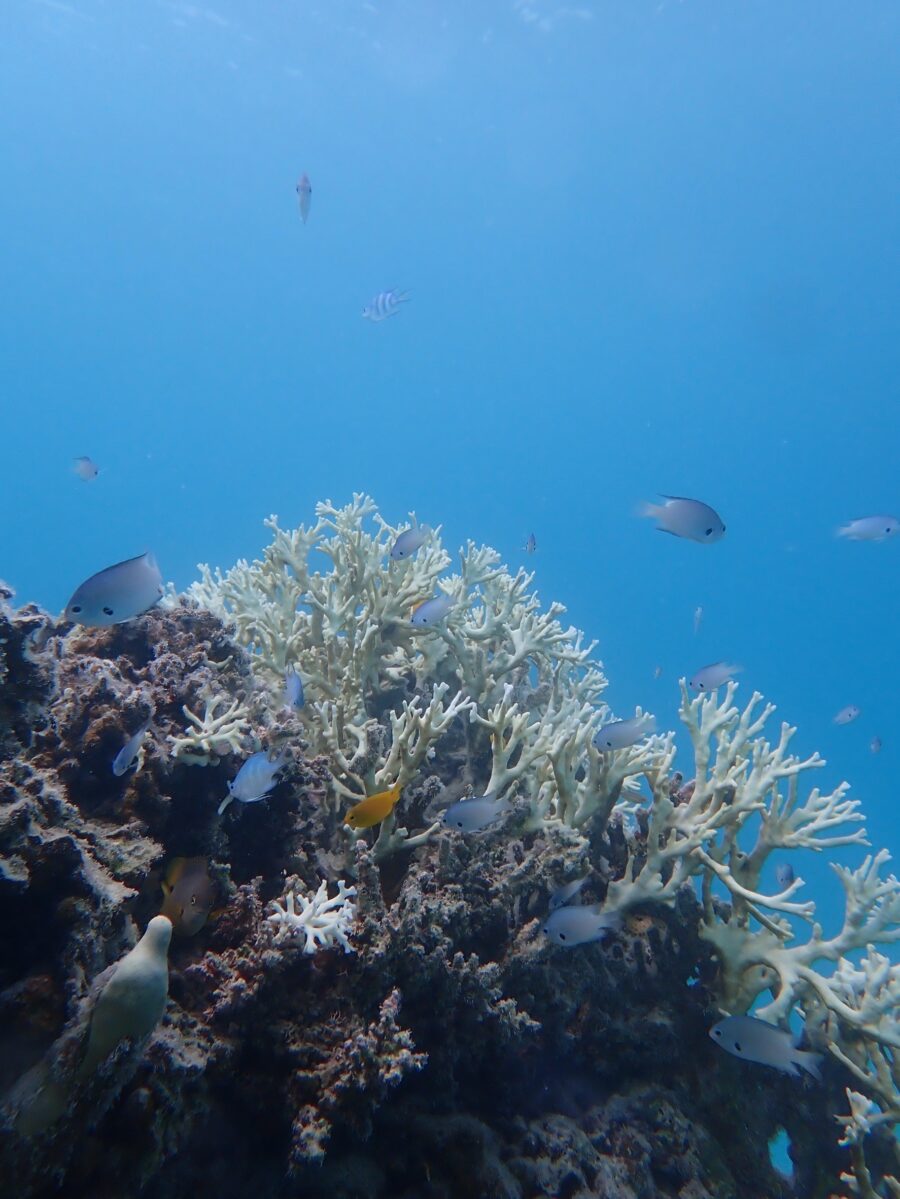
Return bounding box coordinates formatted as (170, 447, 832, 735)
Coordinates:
(870, 735, 883, 754)
(639, 495, 726, 543)
(112, 719, 152, 777)
(693, 605, 703, 635)
(363, 288, 410, 322)
(296, 173, 311, 224)
(391, 526, 430, 560)
(441, 792, 510, 833)
(549, 874, 590, 912)
(593, 714, 656, 752)
(689, 661, 742, 692)
(836, 515, 900, 542)
(709, 1015, 822, 1080)
(543, 905, 622, 947)
(833, 704, 860, 725)
(218, 750, 287, 816)
(411, 594, 453, 628)
(523, 533, 536, 554)
(65, 553, 163, 626)
(73, 456, 99, 481)
(284, 668, 305, 709)
(774, 863, 795, 890)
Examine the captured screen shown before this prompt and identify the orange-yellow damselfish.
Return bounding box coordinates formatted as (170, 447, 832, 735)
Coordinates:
(344, 784, 402, 830)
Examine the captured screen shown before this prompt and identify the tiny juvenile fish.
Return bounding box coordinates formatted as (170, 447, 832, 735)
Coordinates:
(218, 750, 287, 816)
(523, 533, 537, 554)
(543, 905, 622, 947)
(870, 736, 883, 754)
(65, 553, 163, 626)
(391, 526, 430, 560)
(296, 173, 311, 224)
(549, 874, 590, 912)
(159, 857, 216, 936)
(836, 515, 900, 542)
(709, 1015, 823, 1080)
(689, 662, 742, 693)
(653, 665, 663, 680)
(284, 667, 305, 709)
(73, 456, 99, 481)
(363, 288, 410, 322)
(693, 605, 703, 635)
(639, 495, 726, 543)
(775, 863, 795, 890)
(593, 713, 656, 752)
(833, 704, 861, 725)
(411, 594, 453, 628)
(112, 718, 151, 777)
(345, 784, 402, 830)
(441, 792, 510, 833)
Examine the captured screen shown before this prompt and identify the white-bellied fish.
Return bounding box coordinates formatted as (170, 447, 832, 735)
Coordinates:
(689, 662, 742, 693)
(284, 667, 305, 710)
(218, 749, 287, 816)
(833, 704, 860, 725)
(523, 533, 537, 554)
(363, 289, 410, 322)
(391, 526, 431, 560)
(296, 173, 311, 224)
(65, 553, 163, 626)
(441, 792, 510, 833)
(411, 594, 453, 628)
(836, 515, 899, 542)
(709, 1015, 822, 1080)
(774, 863, 795, 890)
(112, 718, 152, 777)
(549, 874, 590, 912)
(73, 456, 99, 481)
(639, 496, 726, 543)
(593, 713, 656, 752)
(543, 905, 622, 947)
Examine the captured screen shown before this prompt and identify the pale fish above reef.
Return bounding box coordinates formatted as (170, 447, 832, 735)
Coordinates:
(296, 172, 311, 224)
(72, 455, 99, 481)
(689, 661, 743, 693)
(64, 552, 163, 626)
(112, 718, 152, 777)
(218, 750, 287, 816)
(363, 288, 410, 321)
(593, 713, 656, 752)
(833, 704, 860, 725)
(391, 525, 431, 560)
(543, 905, 622, 947)
(639, 495, 726, 543)
(441, 792, 510, 833)
(836, 515, 900, 541)
(709, 1015, 823, 1080)
(283, 667, 305, 709)
(411, 594, 453, 628)
(775, 863, 795, 890)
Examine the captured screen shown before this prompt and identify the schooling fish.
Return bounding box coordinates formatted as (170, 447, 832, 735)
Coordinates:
(112, 718, 152, 777)
(523, 533, 537, 554)
(296, 173, 311, 224)
(833, 704, 861, 725)
(709, 1015, 823, 1080)
(689, 662, 743, 693)
(363, 288, 410, 322)
(218, 749, 287, 816)
(441, 792, 510, 833)
(543, 905, 622, 947)
(345, 784, 402, 830)
(159, 857, 216, 936)
(593, 714, 656, 752)
(391, 526, 431, 560)
(411, 594, 453, 628)
(639, 496, 726, 543)
(73, 456, 99, 481)
(65, 553, 163, 626)
(284, 667, 305, 709)
(775, 863, 795, 890)
(549, 874, 590, 912)
(836, 515, 900, 542)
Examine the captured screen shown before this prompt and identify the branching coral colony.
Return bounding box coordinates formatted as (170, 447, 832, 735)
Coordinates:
(185, 495, 899, 1193)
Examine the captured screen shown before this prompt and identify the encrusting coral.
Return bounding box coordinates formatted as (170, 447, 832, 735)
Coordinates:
(0, 499, 898, 1199)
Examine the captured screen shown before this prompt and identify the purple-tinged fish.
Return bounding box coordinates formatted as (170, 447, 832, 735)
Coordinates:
(112, 718, 152, 777)
(296, 173, 311, 224)
(523, 533, 537, 554)
(73, 456, 99, 481)
(543, 905, 622, 947)
(593, 713, 656, 752)
(639, 496, 726, 543)
(870, 736, 883, 755)
(833, 704, 860, 726)
(411, 594, 453, 628)
(693, 605, 703, 635)
(363, 289, 410, 322)
(836, 516, 899, 542)
(65, 553, 163, 626)
(283, 667, 305, 710)
(689, 662, 742, 692)
(391, 526, 431, 560)
(441, 792, 510, 833)
(218, 749, 287, 815)
(709, 1015, 822, 1080)
(775, 863, 795, 890)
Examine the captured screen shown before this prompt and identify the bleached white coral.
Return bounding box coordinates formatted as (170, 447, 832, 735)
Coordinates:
(267, 879, 357, 955)
(167, 693, 252, 765)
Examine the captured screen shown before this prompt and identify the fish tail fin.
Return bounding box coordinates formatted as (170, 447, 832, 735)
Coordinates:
(217, 795, 232, 816)
(796, 1050, 824, 1082)
(394, 289, 411, 304)
(637, 501, 661, 522)
(835, 523, 852, 539)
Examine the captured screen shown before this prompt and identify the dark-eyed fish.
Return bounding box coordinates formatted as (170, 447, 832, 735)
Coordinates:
(73, 456, 99, 482)
(345, 784, 402, 830)
(284, 667, 305, 709)
(870, 736, 883, 754)
(363, 289, 410, 322)
(836, 516, 900, 542)
(709, 1015, 822, 1080)
(639, 496, 726, 543)
(159, 857, 216, 936)
(112, 718, 152, 777)
(543, 905, 622, 947)
(296, 173, 311, 224)
(411, 594, 453, 628)
(391, 526, 431, 560)
(689, 662, 743, 693)
(523, 533, 537, 554)
(593, 713, 656, 752)
(653, 665, 663, 680)
(549, 874, 590, 912)
(441, 792, 510, 833)
(775, 863, 795, 890)
(833, 704, 861, 726)
(693, 605, 703, 635)
(65, 553, 163, 626)
(218, 749, 287, 816)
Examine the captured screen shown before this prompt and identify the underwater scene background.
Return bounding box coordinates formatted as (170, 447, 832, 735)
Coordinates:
(1, 2, 899, 1197)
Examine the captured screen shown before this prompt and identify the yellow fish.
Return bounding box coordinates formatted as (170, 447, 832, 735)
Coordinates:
(159, 857, 216, 936)
(344, 784, 402, 830)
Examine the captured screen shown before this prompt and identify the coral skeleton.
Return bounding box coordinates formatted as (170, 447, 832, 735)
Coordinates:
(167, 692, 252, 765)
(267, 878, 357, 955)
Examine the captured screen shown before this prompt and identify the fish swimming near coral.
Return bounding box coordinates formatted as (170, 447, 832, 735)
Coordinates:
(441, 792, 510, 833)
(112, 718, 152, 777)
(833, 704, 860, 725)
(549, 874, 590, 912)
(523, 532, 537, 554)
(72, 455, 99, 481)
(689, 662, 743, 692)
(344, 784, 402, 830)
(411, 593, 454, 628)
(836, 515, 900, 542)
(775, 863, 795, 890)
(283, 667, 305, 710)
(709, 1015, 823, 1080)
(218, 749, 287, 815)
(65, 552, 164, 626)
(159, 857, 216, 936)
(363, 288, 410, 322)
(543, 905, 622, 947)
(296, 172, 311, 224)
(593, 713, 656, 752)
(639, 496, 726, 543)
(391, 525, 431, 560)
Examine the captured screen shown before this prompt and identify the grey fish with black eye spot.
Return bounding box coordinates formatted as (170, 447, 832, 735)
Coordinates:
(836, 515, 900, 542)
(689, 661, 743, 693)
(441, 792, 510, 832)
(593, 713, 656, 752)
(833, 704, 860, 725)
(65, 553, 163, 626)
(542, 904, 622, 947)
(112, 718, 152, 777)
(411, 593, 453, 628)
(709, 1015, 822, 1080)
(639, 495, 726, 543)
(775, 863, 795, 890)
(391, 525, 431, 560)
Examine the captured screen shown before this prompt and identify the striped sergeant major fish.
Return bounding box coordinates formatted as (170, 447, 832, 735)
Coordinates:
(362, 288, 410, 322)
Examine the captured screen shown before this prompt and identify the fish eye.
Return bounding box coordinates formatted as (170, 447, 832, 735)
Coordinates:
(103, 606, 114, 616)
(559, 933, 567, 941)
(713, 1029, 721, 1037)
(71, 605, 82, 613)
(455, 821, 464, 828)
(190, 896, 197, 905)
(735, 1041, 743, 1052)
(705, 528, 713, 536)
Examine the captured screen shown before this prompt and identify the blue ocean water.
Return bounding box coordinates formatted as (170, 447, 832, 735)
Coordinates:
(2, 0, 898, 936)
